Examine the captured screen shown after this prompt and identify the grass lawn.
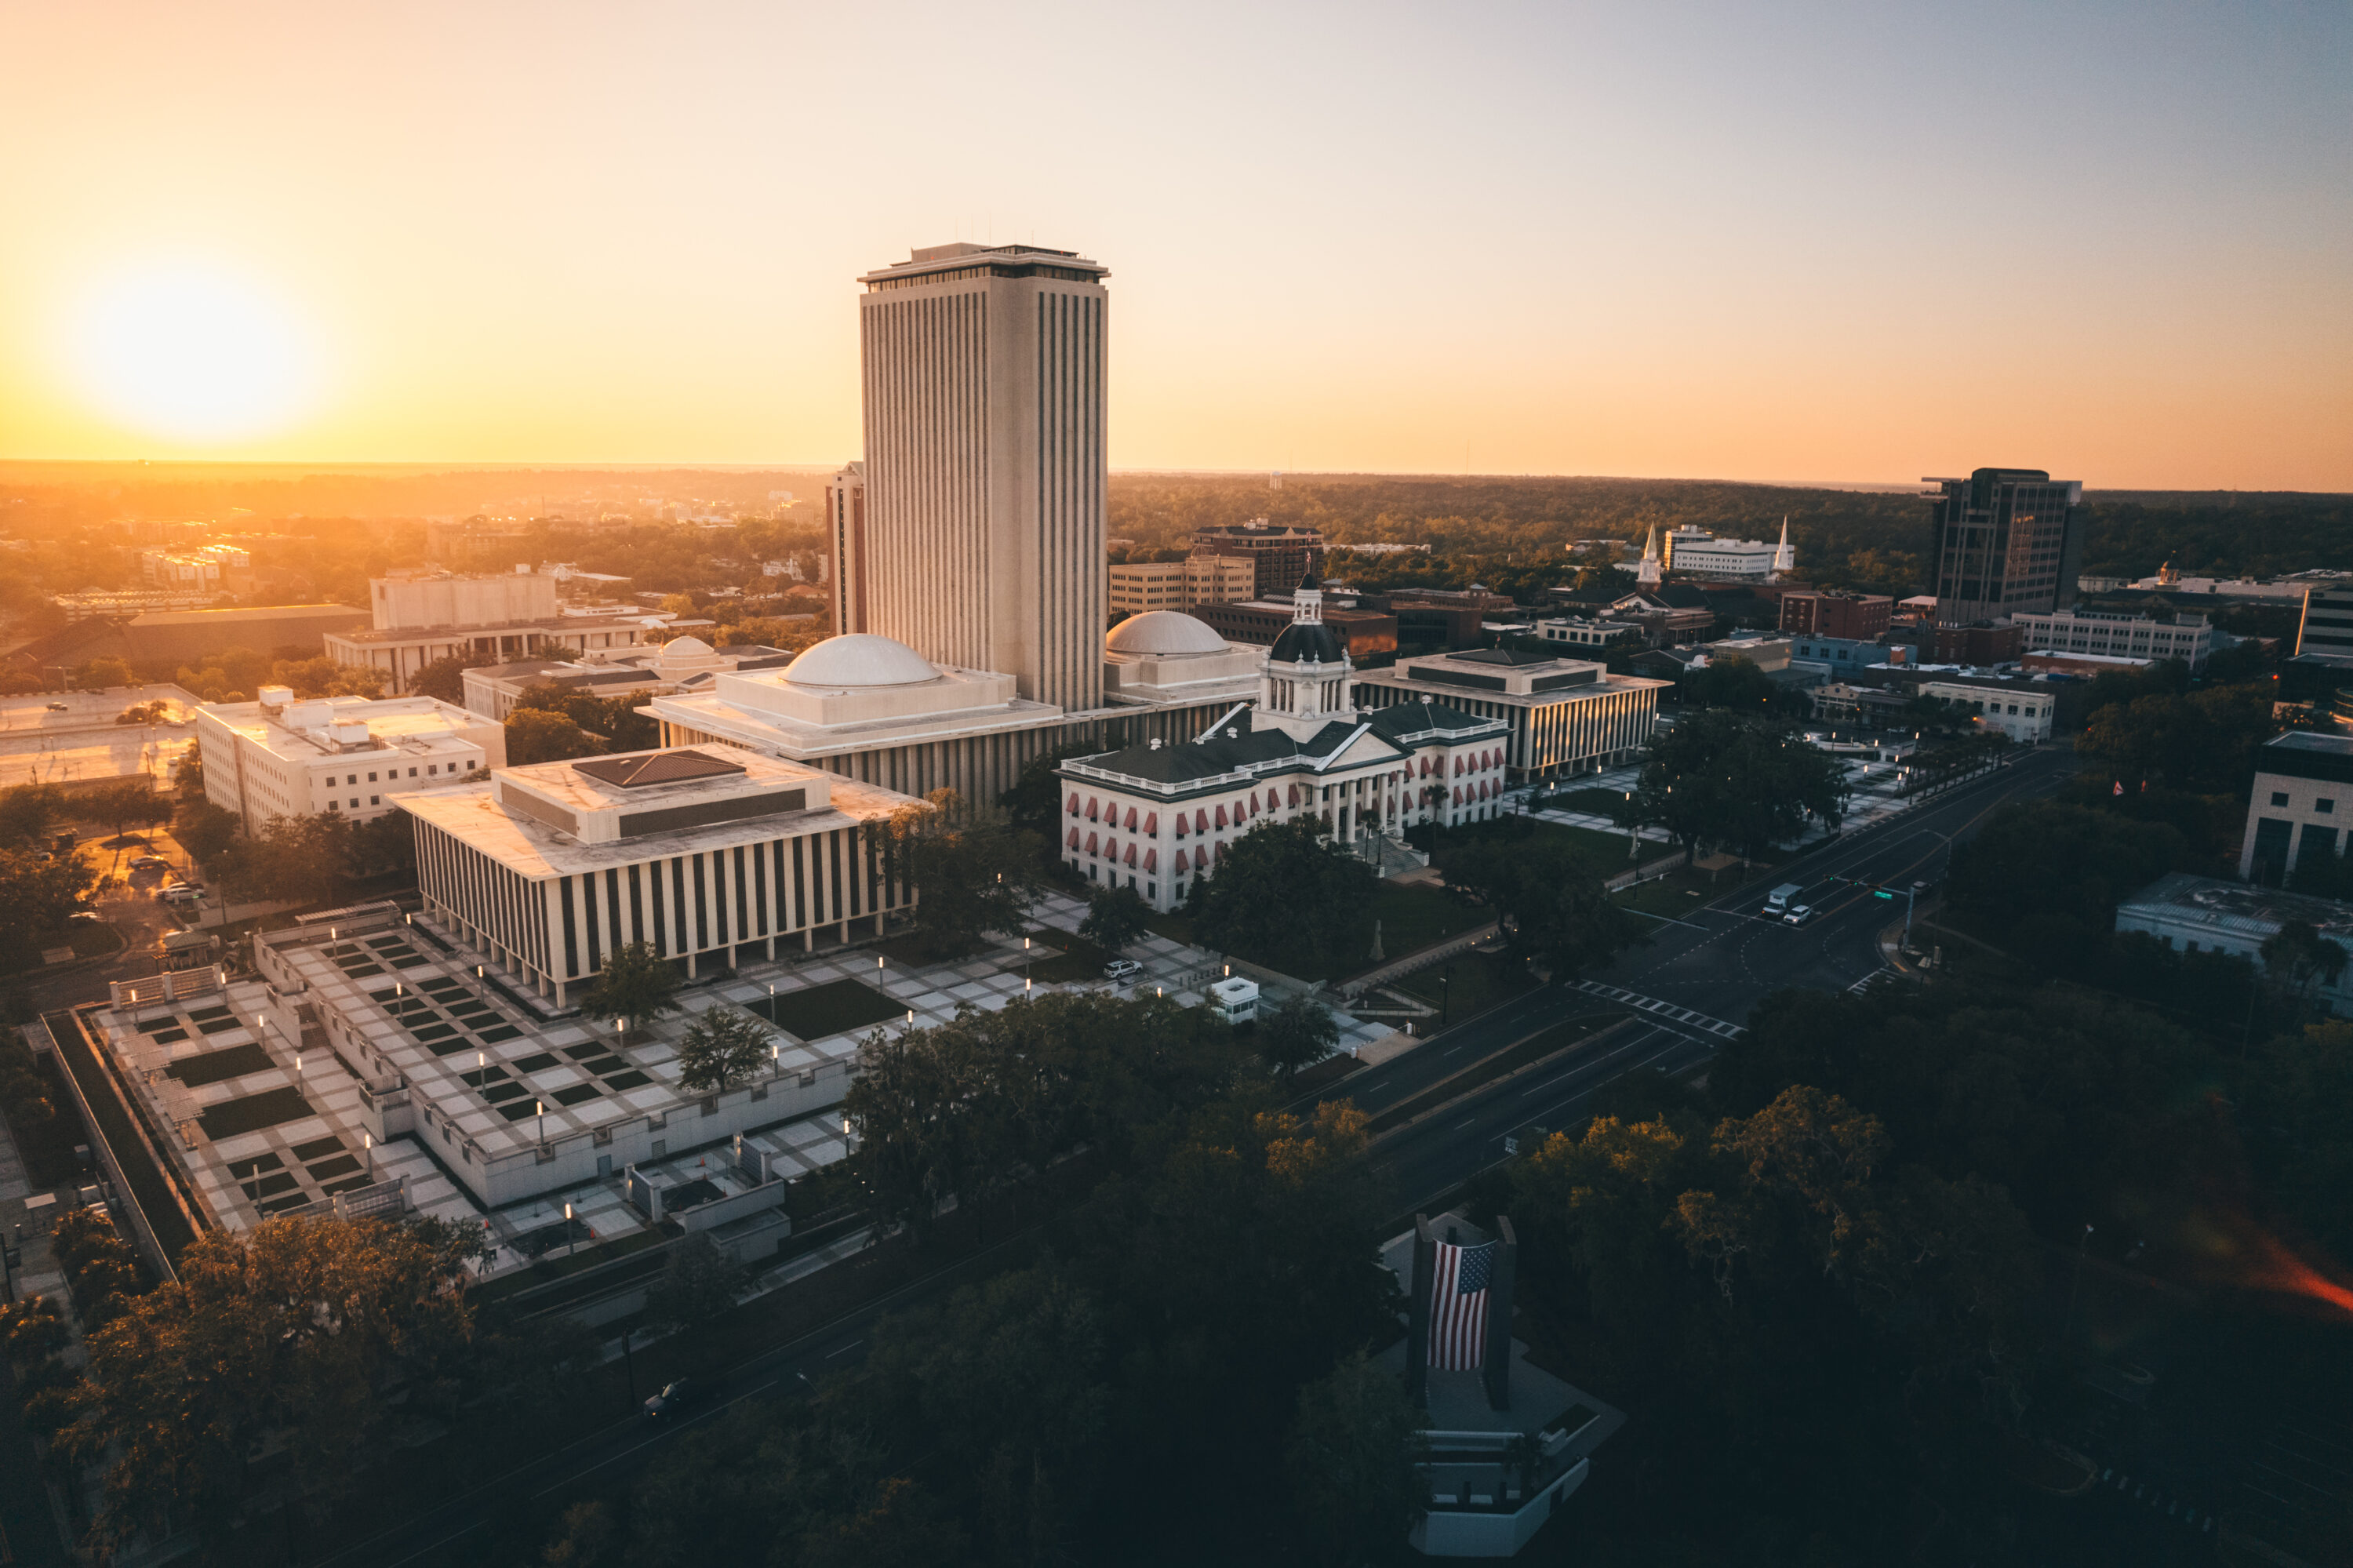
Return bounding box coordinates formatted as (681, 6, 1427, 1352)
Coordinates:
(64, 919, 127, 959)
(1613, 851, 1790, 919)
(198, 1085, 315, 1141)
(1547, 787, 1635, 817)
(1391, 950, 1536, 1023)
(755, 977, 907, 1041)
(1026, 928, 1118, 984)
(1363, 881, 1485, 956)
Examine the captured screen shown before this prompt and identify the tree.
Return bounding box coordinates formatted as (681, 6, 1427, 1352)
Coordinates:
(579, 941, 680, 1042)
(1435, 821, 1644, 979)
(998, 742, 1096, 846)
(1258, 992, 1339, 1077)
(0, 848, 100, 962)
(1944, 801, 2183, 965)
(1679, 653, 1780, 711)
(83, 778, 165, 864)
(216, 815, 353, 906)
(2076, 681, 2278, 793)
(2260, 919, 2348, 1014)
(1285, 1349, 1427, 1566)
(1631, 709, 1848, 862)
(879, 788, 1039, 959)
(173, 797, 241, 868)
(348, 810, 417, 881)
(409, 653, 472, 704)
(0, 783, 67, 849)
(505, 708, 598, 767)
(1188, 817, 1379, 974)
(640, 1232, 748, 1337)
(59, 1214, 482, 1551)
(675, 1005, 774, 1093)
(540, 1500, 616, 1568)
(1077, 882, 1151, 953)
(169, 748, 204, 797)
(75, 657, 134, 689)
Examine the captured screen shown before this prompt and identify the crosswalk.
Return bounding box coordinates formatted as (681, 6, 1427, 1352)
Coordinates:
(1571, 981, 1744, 1039)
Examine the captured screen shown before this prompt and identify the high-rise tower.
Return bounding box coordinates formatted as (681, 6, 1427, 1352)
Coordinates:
(1924, 468, 2083, 625)
(824, 461, 867, 636)
(856, 242, 1110, 711)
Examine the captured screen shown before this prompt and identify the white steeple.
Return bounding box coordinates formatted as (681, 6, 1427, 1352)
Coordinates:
(1770, 515, 1796, 579)
(1637, 526, 1662, 588)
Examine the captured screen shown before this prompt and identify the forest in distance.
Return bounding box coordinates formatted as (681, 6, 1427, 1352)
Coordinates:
(2, 462, 2348, 608)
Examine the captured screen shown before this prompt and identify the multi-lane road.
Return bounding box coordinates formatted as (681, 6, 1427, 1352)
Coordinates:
(1347, 746, 2075, 1213)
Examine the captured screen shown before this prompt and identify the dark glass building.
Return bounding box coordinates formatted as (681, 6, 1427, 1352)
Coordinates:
(1925, 467, 2084, 625)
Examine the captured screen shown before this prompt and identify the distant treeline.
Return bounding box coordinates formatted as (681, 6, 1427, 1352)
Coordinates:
(1108, 473, 2353, 598)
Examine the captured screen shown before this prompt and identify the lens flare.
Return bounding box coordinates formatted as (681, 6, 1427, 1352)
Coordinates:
(72, 263, 316, 444)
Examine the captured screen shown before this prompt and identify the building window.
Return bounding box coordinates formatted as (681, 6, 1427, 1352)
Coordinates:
(428, 764, 438, 775)
(2271, 791, 2289, 806)
(368, 772, 378, 782)
(369, 795, 380, 806)
(327, 801, 339, 812)
(2322, 799, 2337, 815)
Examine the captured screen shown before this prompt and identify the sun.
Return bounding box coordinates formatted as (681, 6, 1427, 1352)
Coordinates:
(73, 263, 317, 445)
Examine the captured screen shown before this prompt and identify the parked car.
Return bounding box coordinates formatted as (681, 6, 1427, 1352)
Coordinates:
(1783, 905, 1817, 927)
(131, 855, 171, 872)
(67, 911, 104, 924)
(45, 701, 67, 711)
(642, 1377, 698, 1421)
(1103, 959, 1143, 984)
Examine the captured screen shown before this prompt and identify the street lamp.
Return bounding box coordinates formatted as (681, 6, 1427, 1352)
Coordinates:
(565, 1201, 576, 1259)
(536, 1099, 545, 1147)
(362, 1132, 374, 1181)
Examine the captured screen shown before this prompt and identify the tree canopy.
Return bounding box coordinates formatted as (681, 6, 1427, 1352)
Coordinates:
(879, 788, 1038, 959)
(1632, 709, 1849, 860)
(1187, 817, 1379, 974)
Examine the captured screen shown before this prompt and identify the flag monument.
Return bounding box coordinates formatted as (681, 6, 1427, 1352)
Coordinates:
(1406, 1213, 1519, 1412)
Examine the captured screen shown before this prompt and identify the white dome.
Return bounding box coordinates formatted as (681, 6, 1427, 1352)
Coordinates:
(1105, 610, 1229, 657)
(783, 633, 941, 689)
(661, 635, 714, 657)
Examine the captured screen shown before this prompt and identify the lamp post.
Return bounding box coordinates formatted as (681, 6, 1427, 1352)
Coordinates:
(536, 1098, 545, 1148)
(362, 1132, 374, 1181)
(565, 1200, 576, 1259)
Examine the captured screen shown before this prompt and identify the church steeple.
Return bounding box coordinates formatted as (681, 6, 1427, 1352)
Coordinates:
(1770, 515, 1796, 579)
(1637, 526, 1662, 588)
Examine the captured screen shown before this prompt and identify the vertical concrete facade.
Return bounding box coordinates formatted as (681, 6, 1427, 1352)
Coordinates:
(858, 244, 1109, 713)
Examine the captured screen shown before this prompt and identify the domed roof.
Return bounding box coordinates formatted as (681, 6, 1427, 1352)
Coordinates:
(783, 633, 941, 689)
(1105, 610, 1228, 657)
(660, 635, 714, 657)
(1267, 621, 1347, 667)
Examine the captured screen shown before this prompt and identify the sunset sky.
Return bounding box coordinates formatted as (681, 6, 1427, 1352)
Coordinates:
(3, 0, 2346, 488)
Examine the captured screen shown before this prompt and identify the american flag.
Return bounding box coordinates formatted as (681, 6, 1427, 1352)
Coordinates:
(1429, 1239, 1496, 1371)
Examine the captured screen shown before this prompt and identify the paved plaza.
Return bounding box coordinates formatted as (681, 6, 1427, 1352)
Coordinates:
(77, 884, 1395, 1283)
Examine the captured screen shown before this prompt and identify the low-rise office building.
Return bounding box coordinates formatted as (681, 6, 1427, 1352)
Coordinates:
(1808, 682, 1918, 727)
(1190, 521, 1326, 598)
(1778, 589, 1891, 641)
(2009, 608, 2214, 671)
(1788, 635, 1905, 675)
(2117, 873, 2353, 1017)
(1534, 617, 1644, 653)
(325, 570, 699, 695)
(1188, 598, 1399, 660)
(2239, 731, 2353, 884)
(197, 688, 504, 829)
(1917, 678, 2062, 744)
(402, 746, 921, 1003)
(1354, 647, 1667, 783)
(1107, 556, 1257, 617)
(2296, 582, 2353, 668)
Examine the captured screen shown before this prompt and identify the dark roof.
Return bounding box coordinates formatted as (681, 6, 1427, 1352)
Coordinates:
(1268, 621, 1347, 665)
(573, 748, 746, 789)
(1650, 585, 1714, 609)
(1447, 647, 1562, 668)
(1365, 701, 1504, 740)
(2256, 732, 2353, 785)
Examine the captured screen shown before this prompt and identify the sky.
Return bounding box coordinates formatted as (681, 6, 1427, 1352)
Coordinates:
(2, 0, 2347, 488)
